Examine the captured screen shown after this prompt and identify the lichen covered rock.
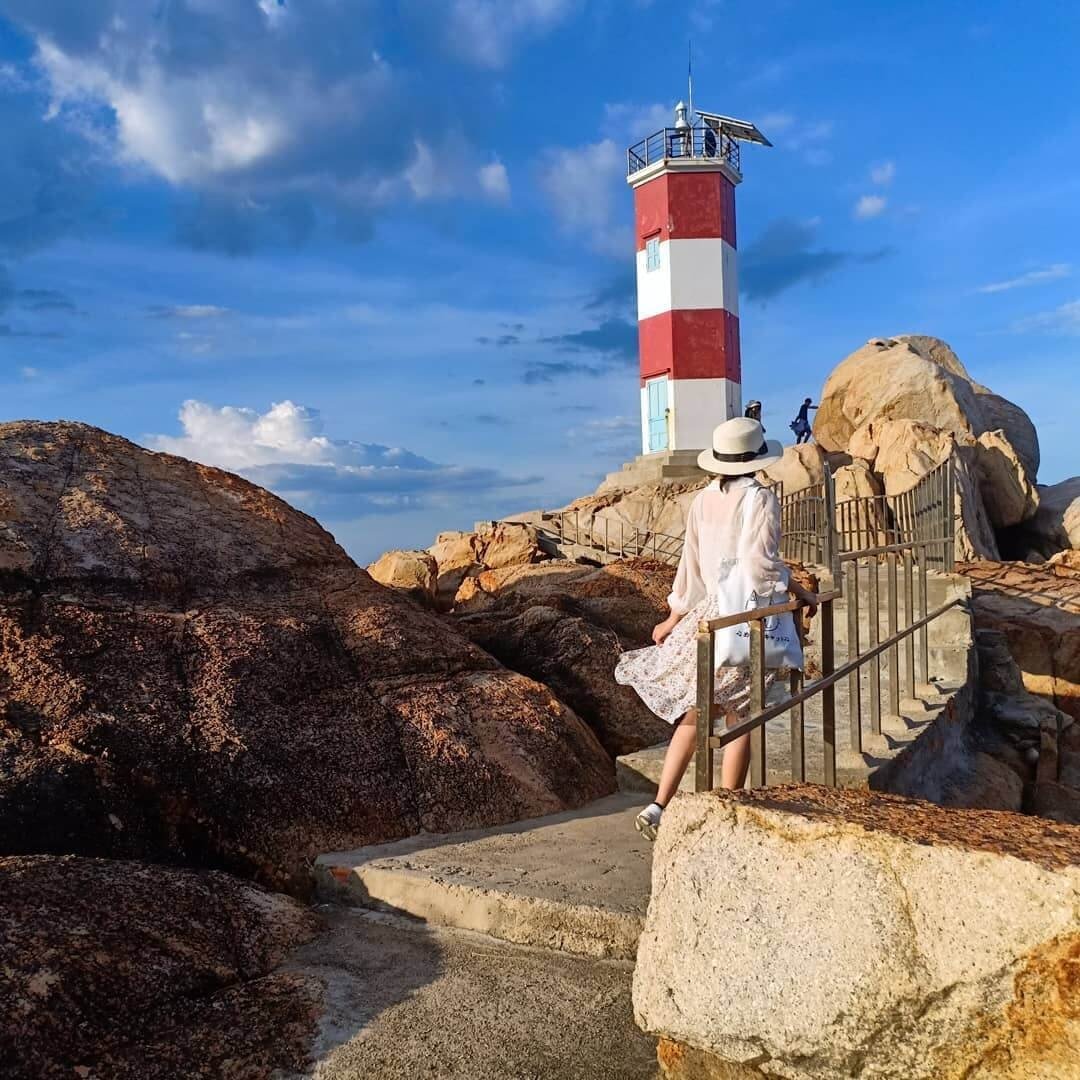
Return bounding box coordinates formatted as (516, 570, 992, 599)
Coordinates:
(635, 786, 1080, 1080)
(0, 422, 614, 893)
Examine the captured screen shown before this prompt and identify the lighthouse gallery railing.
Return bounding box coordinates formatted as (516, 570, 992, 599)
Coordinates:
(627, 126, 741, 178)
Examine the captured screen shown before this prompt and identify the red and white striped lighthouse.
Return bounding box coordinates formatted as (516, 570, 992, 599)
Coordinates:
(627, 105, 770, 457)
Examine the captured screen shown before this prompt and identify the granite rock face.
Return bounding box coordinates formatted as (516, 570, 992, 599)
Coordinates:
(0, 422, 614, 892)
(367, 548, 438, 606)
(635, 786, 1080, 1080)
(1, 854, 321, 1080)
(962, 559, 1080, 726)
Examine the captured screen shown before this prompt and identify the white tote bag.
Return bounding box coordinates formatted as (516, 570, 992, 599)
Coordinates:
(711, 490, 805, 671)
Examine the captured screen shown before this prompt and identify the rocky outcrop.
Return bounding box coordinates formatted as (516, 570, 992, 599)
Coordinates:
(1024, 477, 1080, 558)
(454, 559, 676, 756)
(1, 854, 321, 1079)
(814, 337, 988, 454)
(635, 786, 1080, 1080)
(0, 422, 614, 893)
(367, 548, 438, 605)
(758, 442, 826, 494)
(973, 429, 1040, 529)
(427, 522, 546, 607)
(962, 559, 1080, 726)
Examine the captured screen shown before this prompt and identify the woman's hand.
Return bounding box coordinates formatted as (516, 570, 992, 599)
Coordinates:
(789, 582, 818, 618)
(652, 612, 681, 646)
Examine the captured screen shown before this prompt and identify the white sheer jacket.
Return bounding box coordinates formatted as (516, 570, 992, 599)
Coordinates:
(668, 476, 790, 615)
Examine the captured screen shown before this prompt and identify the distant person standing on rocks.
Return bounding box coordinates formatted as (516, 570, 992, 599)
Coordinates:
(615, 417, 817, 841)
(743, 400, 764, 429)
(791, 398, 817, 444)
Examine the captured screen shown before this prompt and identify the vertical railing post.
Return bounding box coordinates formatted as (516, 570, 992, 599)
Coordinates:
(845, 560, 862, 755)
(750, 620, 766, 788)
(918, 543, 930, 686)
(789, 618, 806, 783)
(903, 549, 916, 700)
(868, 559, 882, 735)
(695, 626, 715, 792)
(821, 598, 836, 787)
(824, 467, 840, 584)
(887, 552, 900, 719)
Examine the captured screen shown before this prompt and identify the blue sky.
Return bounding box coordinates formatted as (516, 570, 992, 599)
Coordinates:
(1, 0, 1077, 563)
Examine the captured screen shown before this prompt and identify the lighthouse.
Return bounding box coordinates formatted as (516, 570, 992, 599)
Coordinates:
(626, 104, 770, 460)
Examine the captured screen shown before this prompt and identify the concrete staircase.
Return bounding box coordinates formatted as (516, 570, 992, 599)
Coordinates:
(598, 450, 707, 492)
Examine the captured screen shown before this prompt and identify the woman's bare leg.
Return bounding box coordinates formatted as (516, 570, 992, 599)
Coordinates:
(654, 708, 697, 806)
(721, 710, 750, 790)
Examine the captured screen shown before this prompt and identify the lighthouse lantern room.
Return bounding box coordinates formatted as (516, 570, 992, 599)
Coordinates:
(626, 104, 770, 457)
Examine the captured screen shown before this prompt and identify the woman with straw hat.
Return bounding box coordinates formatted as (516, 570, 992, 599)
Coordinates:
(615, 417, 818, 840)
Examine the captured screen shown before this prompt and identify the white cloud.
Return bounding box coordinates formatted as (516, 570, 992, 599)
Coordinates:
(854, 194, 887, 220)
(759, 112, 796, 134)
(870, 160, 895, 185)
(147, 399, 535, 514)
(443, 0, 579, 68)
(603, 101, 671, 139)
(538, 138, 630, 256)
(152, 304, 231, 319)
(477, 160, 511, 202)
(765, 115, 832, 165)
(21, 366, 38, 379)
(1009, 298, 1080, 335)
(977, 263, 1070, 294)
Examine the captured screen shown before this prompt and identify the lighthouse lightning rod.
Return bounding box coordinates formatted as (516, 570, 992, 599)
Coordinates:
(687, 39, 693, 120)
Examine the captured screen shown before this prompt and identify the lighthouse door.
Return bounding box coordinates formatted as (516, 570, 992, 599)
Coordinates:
(646, 377, 669, 452)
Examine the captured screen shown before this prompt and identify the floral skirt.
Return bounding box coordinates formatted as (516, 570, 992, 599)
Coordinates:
(615, 594, 783, 724)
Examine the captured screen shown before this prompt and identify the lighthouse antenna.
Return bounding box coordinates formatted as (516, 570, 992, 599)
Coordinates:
(687, 39, 693, 121)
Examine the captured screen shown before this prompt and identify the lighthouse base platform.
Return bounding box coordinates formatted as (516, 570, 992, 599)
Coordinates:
(598, 451, 708, 493)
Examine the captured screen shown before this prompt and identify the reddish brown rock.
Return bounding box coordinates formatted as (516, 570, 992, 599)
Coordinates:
(0, 422, 614, 892)
(0, 854, 321, 1080)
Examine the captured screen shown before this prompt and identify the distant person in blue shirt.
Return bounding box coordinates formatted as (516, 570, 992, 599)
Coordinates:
(791, 398, 817, 444)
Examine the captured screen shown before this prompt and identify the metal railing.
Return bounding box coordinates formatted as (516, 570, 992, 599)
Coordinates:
(627, 126, 740, 178)
(521, 456, 956, 592)
(533, 510, 685, 566)
(694, 534, 959, 793)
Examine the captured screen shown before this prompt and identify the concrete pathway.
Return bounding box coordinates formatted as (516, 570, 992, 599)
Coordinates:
(285, 910, 658, 1080)
(316, 794, 652, 960)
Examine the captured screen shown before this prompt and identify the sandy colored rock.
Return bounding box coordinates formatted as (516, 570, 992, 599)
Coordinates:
(0, 855, 321, 1080)
(832, 459, 887, 549)
(0, 422, 614, 892)
(962, 559, 1080, 726)
(974, 429, 1040, 528)
(977, 391, 1041, 480)
(1028, 477, 1080, 555)
(813, 338, 987, 453)
(758, 441, 826, 494)
(367, 548, 438, 605)
(474, 520, 544, 570)
(634, 786, 1080, 1080)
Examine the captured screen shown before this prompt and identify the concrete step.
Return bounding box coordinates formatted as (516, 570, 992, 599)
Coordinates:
(315, 794, 653, 961)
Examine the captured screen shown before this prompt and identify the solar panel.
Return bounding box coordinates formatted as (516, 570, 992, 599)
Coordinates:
(696, 112, 773, 148)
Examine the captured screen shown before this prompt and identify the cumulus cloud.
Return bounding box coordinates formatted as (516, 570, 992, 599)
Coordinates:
(149, 304, 231, 319)
(854, 194, 887, 220)
(147, 399, 536, 515)
(3, 1, 520, 253)
(978, 263, 1070, 294)
(538, 138, 630, 256)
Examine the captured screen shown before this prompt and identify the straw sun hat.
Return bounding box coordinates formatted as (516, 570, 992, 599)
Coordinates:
(697, 416, 784, 476)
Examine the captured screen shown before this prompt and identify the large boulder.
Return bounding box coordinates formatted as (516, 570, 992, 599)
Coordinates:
(0, 422, 614, 892)
(635, 786, 1080, 1080)
(758, 442, 826, 494)
(367, 548, 438, 605)
(1, 855, 321, 1079)
(973, 430, 1040, 529)
(814, 338, 988, 454)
